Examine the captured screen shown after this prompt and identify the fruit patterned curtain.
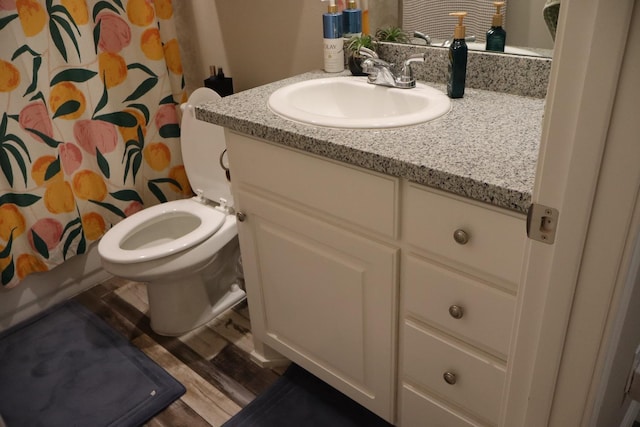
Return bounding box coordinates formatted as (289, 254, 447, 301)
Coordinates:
(0, 0, 190, 288)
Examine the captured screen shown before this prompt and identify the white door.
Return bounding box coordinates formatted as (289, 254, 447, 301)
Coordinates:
(501, 0, 640, 425)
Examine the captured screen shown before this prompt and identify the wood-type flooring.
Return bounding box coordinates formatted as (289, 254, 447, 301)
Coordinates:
(73, 277, 286, 426)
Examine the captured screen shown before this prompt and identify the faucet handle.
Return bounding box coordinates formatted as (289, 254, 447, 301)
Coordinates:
(399, 53, 426, 84)
(361, 57, 392, 74)
(357, 46, 378, 59)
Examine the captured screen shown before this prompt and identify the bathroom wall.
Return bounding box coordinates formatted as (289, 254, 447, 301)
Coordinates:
(177, 1, 554, 96)
(508, 0, 555, 50)
(176, 1, 327, 93)
(0, 245, 111, 331)
(177, 1, 399, 94)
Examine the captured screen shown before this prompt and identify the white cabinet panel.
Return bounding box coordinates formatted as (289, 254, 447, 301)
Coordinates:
(235, 189, 398, 421)
(403, 321, 506, 425)
(403, 183, 526, 289)
(400, 384, 486, 427)
(404, 255, 516, 358)
(227, 131, 399, 238)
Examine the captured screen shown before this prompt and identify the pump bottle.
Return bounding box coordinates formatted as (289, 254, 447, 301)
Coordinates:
(322, 0, 344, 73)
(343, 0, 362, 37)
(447, 12, 468, 99)
(486, 2, 506, 52)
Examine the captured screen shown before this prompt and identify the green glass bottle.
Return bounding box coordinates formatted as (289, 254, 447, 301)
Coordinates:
(486, 2, 506, 52)
(447, 12, 468, 99)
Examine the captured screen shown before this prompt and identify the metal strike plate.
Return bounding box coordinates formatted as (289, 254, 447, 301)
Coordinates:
(527, 203, 559, 244)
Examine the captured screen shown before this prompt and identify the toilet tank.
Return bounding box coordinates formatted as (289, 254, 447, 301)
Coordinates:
(180, 88, 233, 206)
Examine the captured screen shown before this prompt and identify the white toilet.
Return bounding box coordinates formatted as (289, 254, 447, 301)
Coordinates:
(98, 88, 245, 336)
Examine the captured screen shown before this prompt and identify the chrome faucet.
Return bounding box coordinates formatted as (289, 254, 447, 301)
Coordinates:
(413, 31, 432, 46)
(360, 51, 426, 89)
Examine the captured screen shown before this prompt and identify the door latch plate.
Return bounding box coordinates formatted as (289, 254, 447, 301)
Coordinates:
(527, 203, 559, 244)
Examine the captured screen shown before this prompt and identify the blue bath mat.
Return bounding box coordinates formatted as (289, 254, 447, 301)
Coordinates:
(223, 363, 392, 427)
(0, 300, 185, 427)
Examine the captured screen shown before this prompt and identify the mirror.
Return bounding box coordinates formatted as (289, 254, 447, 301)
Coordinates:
(366, 0, 554, 58)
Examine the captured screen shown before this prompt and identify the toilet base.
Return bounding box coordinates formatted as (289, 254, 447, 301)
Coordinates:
(148, 280, 246, 336)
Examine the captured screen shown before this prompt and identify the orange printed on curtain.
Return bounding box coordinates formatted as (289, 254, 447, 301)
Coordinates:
(72, 170, 108, 201)
(118, 108, 146, 143)
(143, 143, 171, 171)
(81, 212, 106, 241)
(49, 82, 86, 119)
(168, 165, 192, 196)
(16, 0, 46, 36)
(0, 205, 26, 240)
(98, 52, 128, 88)
(126, 0, 154, 26)
(61, 0, 89, 25)
(163, 39, 182, 74)
(16, 253, 48, 278)
(31, 155, 62, 185)
(44, 180, 76, 214)
(154, 0, 172, 20)
(140, 28, 163, 60)
(0, 59, 20, 91)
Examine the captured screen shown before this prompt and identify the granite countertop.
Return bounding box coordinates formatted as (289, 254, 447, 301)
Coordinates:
(196, 71, 544, 214)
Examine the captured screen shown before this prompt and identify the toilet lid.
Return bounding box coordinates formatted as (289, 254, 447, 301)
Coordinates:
(180, 88, 234, 206)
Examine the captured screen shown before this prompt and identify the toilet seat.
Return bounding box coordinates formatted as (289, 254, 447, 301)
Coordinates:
(98, 198, 227, 264)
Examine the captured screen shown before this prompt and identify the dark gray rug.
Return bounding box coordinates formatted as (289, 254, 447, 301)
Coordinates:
(223, 363, 393, 427)
(0, 300, 185, 427)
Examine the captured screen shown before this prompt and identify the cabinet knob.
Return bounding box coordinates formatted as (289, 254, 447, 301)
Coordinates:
(448, 305, 464, 319)
(236, 211, 247, 222)
(443, 371, 457, 385)
(453, 229, 469, 245)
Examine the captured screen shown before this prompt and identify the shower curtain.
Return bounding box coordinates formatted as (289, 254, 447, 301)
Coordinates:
(0, 0, 189, 288)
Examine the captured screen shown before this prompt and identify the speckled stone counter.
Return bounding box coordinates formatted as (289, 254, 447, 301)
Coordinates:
(196, 71, 544, 214)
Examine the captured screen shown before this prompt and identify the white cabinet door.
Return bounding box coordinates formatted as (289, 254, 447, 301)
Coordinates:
(235, 189, 399, 422)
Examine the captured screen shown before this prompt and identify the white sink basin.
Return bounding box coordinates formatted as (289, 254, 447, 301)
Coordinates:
(268, 76, 451, 129)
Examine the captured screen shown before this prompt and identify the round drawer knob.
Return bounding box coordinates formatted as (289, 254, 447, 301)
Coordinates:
(236, 211, 247, 222)
(453, 229, 470, 245)
(443, 371, 457, 385)
(448, 305, 464, 319)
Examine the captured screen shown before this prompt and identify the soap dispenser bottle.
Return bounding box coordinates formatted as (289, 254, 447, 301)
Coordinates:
(322, 0, 344, 73)
(343, 0, 362, 37)
(447, 12, 468, 99)
(486, 2, 506, 52)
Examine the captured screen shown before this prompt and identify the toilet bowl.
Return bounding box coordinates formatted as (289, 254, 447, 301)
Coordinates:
(98, 88, 245, 336)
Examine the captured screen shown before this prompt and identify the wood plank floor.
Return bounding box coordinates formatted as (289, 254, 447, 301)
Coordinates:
(73, 276, 288, 427)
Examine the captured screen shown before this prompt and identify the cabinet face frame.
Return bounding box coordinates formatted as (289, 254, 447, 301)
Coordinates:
(226, 132, 526, 426)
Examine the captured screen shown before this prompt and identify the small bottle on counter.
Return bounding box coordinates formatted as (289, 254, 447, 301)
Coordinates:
(447, 12, 468, 99)
(343, 0, 362, 37)
(204, 66, 234, 97)
(486, 2, 506, 52)
(322, 0, 344, 73)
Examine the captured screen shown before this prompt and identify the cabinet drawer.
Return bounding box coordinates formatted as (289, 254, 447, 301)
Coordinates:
(403, 321, 505, 425)
(403, 184, 525, 288)
(226, 132, 399, 238)
(400, 385, 486, 427)
(404, 255, 515, 358)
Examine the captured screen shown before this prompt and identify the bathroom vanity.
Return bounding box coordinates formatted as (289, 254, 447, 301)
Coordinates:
(197, 70, 544, 426)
